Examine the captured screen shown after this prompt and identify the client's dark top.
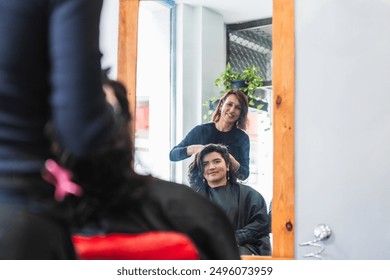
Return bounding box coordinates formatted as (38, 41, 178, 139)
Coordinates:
(193, 182, 271, 256)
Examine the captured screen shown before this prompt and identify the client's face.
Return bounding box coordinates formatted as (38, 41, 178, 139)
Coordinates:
(202, 151, 229, 188)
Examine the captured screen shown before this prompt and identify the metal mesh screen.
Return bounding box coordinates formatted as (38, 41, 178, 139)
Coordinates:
(228, 25, 272, 84)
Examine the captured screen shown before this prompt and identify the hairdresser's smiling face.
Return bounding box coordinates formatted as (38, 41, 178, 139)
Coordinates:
(202, 152, 229, 188)
(220, 94, 242, 125)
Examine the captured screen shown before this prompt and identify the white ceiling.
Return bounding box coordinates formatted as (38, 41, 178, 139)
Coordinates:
(173, 0, 272, 24)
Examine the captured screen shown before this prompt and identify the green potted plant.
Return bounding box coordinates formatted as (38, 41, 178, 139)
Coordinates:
(214, 63, 263, 97)
(207, 63, 267, 113)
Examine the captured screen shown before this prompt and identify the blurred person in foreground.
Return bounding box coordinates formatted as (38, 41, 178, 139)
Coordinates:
(0, 0, 124, 259)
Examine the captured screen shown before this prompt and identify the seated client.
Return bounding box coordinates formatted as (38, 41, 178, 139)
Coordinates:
(188, 143, 271, 256)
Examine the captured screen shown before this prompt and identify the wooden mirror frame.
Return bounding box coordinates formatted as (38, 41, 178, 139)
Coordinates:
(116, 0, 295, 260)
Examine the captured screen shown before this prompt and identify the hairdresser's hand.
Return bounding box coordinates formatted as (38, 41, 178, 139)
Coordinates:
(229, 154, 241, 173)
(187, 145, 205, 156)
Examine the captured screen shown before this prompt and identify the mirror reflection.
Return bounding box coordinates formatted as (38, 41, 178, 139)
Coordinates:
(133, 0, 273, 256)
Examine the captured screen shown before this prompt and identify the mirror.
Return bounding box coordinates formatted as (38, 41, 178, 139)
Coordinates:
(117, 0, 295, 259)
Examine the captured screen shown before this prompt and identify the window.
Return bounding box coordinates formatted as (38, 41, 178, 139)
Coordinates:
(227, 18, 272, 86)
(135, 1, 175, 180)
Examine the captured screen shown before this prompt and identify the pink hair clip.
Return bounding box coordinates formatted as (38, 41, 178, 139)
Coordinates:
(42, 159, 83, 201)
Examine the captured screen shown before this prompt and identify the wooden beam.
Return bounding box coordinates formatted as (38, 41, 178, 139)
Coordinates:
(118, 0, 139, 154)
(272, 0, 295, 259)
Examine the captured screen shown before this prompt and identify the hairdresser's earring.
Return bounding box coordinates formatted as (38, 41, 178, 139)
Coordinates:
(227, 171, 230, 181)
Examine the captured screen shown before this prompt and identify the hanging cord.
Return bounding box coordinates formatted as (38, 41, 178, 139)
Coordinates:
(299, 238, 326, 259)
(299, 224, 332, 260)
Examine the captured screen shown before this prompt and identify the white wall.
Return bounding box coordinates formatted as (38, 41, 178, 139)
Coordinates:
(295, 0, 390, 259)
(100, 0, 119, 79)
